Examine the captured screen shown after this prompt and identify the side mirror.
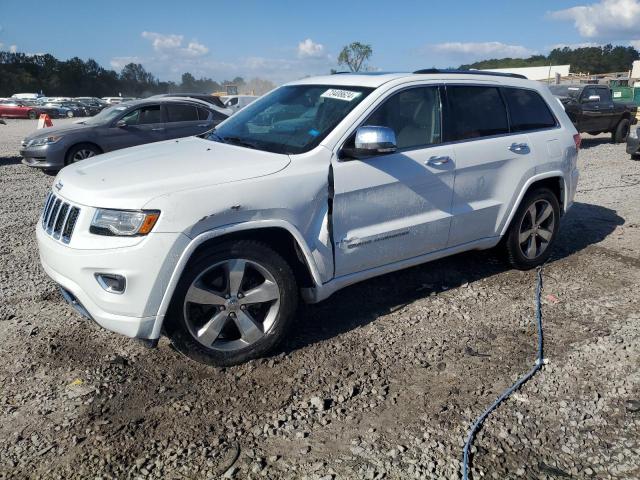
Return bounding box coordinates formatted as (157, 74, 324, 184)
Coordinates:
(584, 95, 601, 103)
(348, 126, 397, 158)
(115, 120, 127, 128)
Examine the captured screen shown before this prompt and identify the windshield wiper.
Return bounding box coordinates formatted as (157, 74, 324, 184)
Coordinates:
(221, 136, 261, 150)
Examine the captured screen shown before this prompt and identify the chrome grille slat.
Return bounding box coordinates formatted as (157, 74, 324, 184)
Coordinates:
(40, 192, 81, 244)
(53, 204, 70, 238)
(47, 199, 61, 231)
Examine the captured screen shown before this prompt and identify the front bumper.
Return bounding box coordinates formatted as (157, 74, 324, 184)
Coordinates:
(20, 143, 67, 169)
(37, 222, 190, 339)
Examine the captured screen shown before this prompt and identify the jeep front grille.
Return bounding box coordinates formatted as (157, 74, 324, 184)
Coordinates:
(41, 192, 80, 243)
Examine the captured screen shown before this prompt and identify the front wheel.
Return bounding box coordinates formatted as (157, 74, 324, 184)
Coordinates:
(613, 118, 630, 143)
(165, 240, 298, 366)
(504, 188, 560, 270)
(28, 110, 38, 120)
(65, 143, 100, 164)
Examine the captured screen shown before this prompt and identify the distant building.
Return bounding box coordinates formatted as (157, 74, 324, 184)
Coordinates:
(478, 65, 571, 81)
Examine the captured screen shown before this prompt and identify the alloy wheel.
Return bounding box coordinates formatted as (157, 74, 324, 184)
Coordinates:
(183, 258, 280, 352)
(518, 199, 555, 260)
(72, 149, 96, 162)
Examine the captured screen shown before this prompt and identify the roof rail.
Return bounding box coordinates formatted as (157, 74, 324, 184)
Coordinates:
(413, 69, 528, 80)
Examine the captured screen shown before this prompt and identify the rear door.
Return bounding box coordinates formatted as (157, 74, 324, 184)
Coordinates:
(100, 104, 165, 151)
(445, 84, 532, 246)
(164, 103, 212, 139)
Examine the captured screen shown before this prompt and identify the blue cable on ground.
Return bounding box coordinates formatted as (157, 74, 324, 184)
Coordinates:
(461, 267, 545, 479)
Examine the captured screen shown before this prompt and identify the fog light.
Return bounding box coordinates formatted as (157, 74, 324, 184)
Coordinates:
(95, 273, 126, 294)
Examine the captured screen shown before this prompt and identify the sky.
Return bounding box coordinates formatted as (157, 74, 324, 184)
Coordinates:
(2, 0, 640, 84)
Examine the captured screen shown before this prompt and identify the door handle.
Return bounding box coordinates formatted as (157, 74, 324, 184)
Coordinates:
(151, 128, 164, 131)
(197, 123, 208, 127)
(426, 155, 452, 166)
(509, 142, 530, 154)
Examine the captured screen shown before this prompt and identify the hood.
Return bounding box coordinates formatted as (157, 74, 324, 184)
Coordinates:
(55, 136, 291, 209)
(25, 122, 90, 140)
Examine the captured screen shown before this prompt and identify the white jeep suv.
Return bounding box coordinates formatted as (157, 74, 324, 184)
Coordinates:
(37, 71, 580, 366)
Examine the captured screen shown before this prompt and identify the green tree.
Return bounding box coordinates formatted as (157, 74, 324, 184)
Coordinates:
(338, 42, 373, 72)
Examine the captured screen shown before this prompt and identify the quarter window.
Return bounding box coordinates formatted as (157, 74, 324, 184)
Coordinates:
(197, 107, 212, 121)
(166, 104, 199, 122)
(502, 88, 557, 132)
(363, 87, 442, 149)
(445, 86, 509, 141)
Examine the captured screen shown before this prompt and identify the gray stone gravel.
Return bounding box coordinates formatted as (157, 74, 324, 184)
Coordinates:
(0, 119, 639, 479)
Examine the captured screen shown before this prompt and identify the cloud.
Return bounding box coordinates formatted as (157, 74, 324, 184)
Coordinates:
(297, 38, 325, 59)
(141, 31, 209, 57)
(110, 56, 142, 70)
(9, 44, 17, 53)
(548, 42, 601, 50)
(550, 0, 640, 38)
(429, 41, 535, 60)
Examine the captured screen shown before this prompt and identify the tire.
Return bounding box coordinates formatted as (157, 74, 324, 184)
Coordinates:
(28, 110, 38, 120)
(504, 188, 560, 270)
(587, 131, 602, 136)
(64, 143, 100, 165)
(165, 240, 298, 366)
(613, 118, 630, 143)
(66, 110, 74, 118)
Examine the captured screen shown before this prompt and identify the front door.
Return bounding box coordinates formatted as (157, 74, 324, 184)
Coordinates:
(101, 104, 165, 152)
(332, 86, 455, 277)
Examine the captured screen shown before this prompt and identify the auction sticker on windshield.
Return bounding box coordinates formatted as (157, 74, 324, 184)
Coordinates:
(321, 89, 362, 101)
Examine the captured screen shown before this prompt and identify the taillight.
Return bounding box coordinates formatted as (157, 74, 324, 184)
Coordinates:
(573, 133, 582, 150)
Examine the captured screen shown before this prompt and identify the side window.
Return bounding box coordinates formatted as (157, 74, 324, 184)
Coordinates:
(582, 86, 599, 101)
(363, 87, 441, 150)
(197, 107, 212, 121)
(502, 88, 557, 132)
(227, 97, 239, 106)
(599, 88, 612, 102)
(211, 110, 228, 122)
(166, 104, 199, 122)
(445, 86, 508, 141)
(120, 105, 162, 126)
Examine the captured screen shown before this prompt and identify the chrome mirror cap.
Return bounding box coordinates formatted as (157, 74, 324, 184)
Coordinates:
(355, 126, 397, 154)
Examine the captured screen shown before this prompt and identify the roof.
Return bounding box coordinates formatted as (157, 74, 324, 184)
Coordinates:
(287, 71, 536, 89)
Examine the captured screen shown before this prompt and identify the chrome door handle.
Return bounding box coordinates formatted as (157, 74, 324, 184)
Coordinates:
(426, 155, 451, 166)
(197, 123, 208, 127)
(509, 143, 529, 154)
(151, 128, 164, 131)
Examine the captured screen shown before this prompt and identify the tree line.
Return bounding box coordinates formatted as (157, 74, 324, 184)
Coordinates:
(459, 44, 640, 74)
(0, 51, 274, 98)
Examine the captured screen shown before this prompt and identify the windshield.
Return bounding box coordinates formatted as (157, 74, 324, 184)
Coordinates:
(205, 85, 373, 154)
(82, 104, 129, 125)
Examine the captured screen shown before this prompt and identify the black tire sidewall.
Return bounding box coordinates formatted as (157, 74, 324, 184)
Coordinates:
(614, 119, 630, 143)
(165, 240, 298, 367)
(505, 188, 561, 270)
(65, 144, 98, 165)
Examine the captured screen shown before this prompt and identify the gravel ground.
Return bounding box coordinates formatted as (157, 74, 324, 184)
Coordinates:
(0, 118, 638, 479)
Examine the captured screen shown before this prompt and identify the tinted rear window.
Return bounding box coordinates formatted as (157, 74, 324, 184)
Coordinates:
(166, 104, 199, 122)
(503, 88, 557, 132)
(445, 86, 509, 141)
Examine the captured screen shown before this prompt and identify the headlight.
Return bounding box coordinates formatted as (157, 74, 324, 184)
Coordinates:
(90, 209, 160, 236)
(28, 135, 63, 147)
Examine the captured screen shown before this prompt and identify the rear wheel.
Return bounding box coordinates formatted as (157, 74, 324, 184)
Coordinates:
(66, 110, 74, 118)
(65, 143, 100, 165)
(613, 118, 630, 143)
(28, 110, 38, 120)
(165, 240, 298, 366)
(504, 188, 560, 270)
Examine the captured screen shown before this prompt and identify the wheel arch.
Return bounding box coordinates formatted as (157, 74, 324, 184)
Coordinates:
(150, 221, 323, 339)
(499, 172, 566, 237)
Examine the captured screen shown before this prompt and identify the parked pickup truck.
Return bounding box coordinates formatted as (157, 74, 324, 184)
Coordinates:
(549, 84, 637, 143)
